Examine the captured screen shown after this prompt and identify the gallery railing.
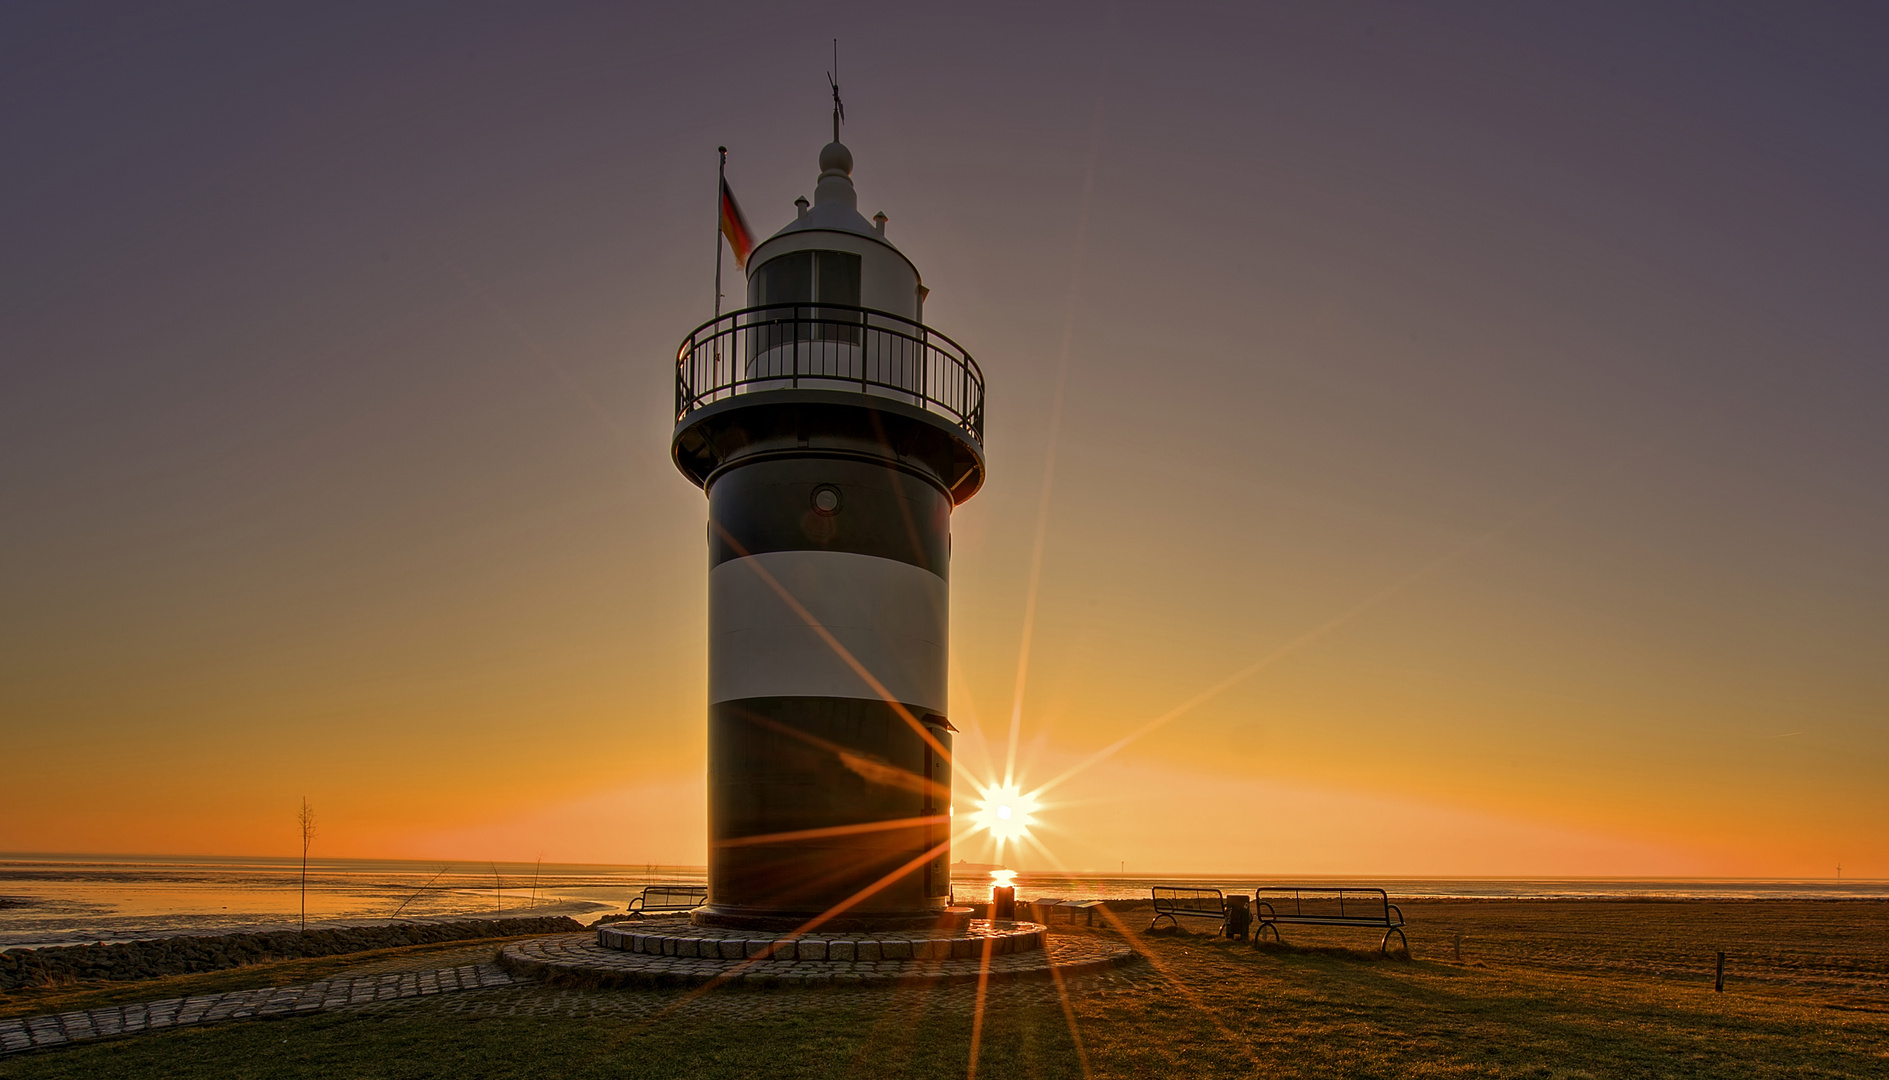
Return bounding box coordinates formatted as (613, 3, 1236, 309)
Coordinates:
(674, 304, 985, 444)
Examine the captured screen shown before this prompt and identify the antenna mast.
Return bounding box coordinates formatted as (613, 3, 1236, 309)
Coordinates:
(827, 39, 845, 142)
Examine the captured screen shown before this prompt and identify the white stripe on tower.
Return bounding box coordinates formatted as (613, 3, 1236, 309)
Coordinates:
(708, 549, 947, 712)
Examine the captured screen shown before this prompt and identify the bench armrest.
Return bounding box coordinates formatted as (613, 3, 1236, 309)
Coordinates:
(1386, 904, 1403, 926)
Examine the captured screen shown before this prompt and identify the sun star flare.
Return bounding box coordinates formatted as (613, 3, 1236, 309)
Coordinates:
(971, 783, 1041, 844)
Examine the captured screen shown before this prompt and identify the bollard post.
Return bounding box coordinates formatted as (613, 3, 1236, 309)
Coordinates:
(1715, 951, 1725, 992)
(992, 885, 1016, 921)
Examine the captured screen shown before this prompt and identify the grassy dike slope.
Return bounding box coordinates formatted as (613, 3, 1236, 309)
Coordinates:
(2, 900, 1885, 1079)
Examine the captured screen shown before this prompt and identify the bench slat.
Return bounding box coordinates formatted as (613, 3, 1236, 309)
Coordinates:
(1251, 887, 1407, 953)
(628, 884, 708, 915)
(1149, 886, 1226, 931)
(1260, 915, 1402, 928)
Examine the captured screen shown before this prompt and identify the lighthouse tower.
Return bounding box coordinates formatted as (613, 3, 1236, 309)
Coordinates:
(670, 134, 986, 929)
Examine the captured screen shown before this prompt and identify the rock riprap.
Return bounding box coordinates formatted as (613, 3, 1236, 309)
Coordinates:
(0, 917, 583, 990)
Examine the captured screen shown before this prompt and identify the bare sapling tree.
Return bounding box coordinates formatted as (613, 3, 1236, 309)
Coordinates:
(298, 797, 317, 932)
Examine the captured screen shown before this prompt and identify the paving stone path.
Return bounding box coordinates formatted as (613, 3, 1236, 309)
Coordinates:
(0, 963, 517, 1056)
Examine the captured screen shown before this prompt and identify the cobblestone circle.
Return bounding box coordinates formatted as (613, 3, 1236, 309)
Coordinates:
(365, 957, 1165, 1023)
(0, 929, 1143, 1057)
(501, 930, 1134, 988)
(595, 915, 1048, 963)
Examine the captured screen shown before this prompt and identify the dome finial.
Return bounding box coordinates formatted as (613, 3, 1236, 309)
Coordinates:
(819, 141, 852, 178)
(813, 139, 855, 210)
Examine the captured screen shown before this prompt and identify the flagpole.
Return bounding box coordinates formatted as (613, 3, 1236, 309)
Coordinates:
(715, 146, 727, 321)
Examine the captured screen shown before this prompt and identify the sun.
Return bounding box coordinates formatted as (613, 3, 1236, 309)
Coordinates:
(970, 782, 1040, 843)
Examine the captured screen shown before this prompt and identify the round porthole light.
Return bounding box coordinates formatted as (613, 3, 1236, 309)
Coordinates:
(811, 486, 841, 515)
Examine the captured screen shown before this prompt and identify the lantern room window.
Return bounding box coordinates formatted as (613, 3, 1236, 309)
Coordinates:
(752, 251, 862, 345)
(753, 250, 861, 308)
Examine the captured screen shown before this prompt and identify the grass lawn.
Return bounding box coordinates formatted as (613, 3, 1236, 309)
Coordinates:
(2, 901, 1885, 1078)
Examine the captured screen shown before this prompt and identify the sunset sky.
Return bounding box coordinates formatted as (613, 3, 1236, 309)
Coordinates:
(4, 1, 1885, 878)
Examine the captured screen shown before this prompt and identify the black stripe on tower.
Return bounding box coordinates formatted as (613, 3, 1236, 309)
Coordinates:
(709, 457, 949, 577)
(708, 697, 953, 916)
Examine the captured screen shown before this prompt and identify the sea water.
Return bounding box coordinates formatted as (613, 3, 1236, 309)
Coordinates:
(0, 855, 693, 948)
(2, 854, 1882, 949)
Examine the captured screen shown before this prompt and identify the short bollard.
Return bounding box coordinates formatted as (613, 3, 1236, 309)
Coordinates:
(1715, 951, 1725, 992)
(992, 885, 1016, 921)
(1224, 895, 1252, 940)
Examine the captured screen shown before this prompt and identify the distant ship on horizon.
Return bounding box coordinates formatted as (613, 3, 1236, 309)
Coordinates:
(952, 859, 1009, 875)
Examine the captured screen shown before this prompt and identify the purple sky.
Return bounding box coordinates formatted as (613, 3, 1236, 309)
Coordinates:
(4, 1, 1886, 874)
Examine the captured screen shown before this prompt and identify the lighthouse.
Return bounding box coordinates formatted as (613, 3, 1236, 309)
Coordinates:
(670, 133, 987, 929)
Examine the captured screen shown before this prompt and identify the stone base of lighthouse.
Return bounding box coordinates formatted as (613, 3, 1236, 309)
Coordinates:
(690, 901, 971, 934)
(497, 916, 1137, 988)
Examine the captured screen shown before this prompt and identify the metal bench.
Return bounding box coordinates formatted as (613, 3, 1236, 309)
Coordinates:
(627, 884, 708, 918)
(1252, 886, 1407, 953)
(1150, 885, 1226, 932)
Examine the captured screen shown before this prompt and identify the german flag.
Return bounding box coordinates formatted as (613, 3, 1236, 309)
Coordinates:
(720, 179, 755, 270)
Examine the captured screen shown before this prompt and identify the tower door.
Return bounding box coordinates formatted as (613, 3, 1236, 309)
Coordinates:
(922, 725, 951, 899)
